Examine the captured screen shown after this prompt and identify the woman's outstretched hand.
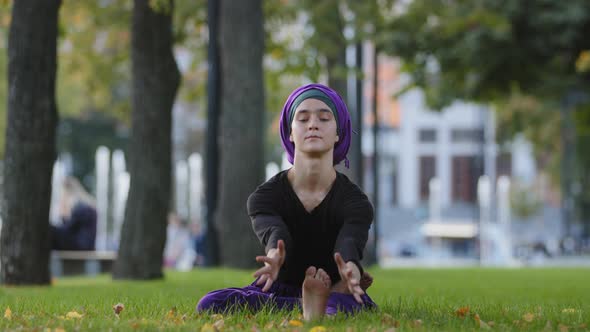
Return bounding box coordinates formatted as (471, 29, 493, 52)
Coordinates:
(334, 252, 364, 303)
(253, 239, 286, 292)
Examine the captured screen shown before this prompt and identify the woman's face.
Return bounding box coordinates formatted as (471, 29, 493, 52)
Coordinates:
(289, 98, 339, 158)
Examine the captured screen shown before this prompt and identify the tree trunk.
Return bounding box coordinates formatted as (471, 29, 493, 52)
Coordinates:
(204, 0, 221, 266)
(0, 0, 61, 285)
(113, 0, 180, 279)
(216, 0, 265, 268)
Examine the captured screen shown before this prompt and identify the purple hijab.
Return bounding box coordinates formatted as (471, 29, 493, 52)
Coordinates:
(279, 83, 351, 167)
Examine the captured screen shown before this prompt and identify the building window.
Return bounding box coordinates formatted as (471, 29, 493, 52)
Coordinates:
(419, 156, 436, 201)
(451, 128, 484, 143)
(419, 129, 437, 143)
(452, 155, 484, 203)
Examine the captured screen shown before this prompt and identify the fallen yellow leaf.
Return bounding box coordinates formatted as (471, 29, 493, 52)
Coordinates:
(523, 313, 535, 322)
(66, 311, 83, 319)
(310, 326, 327, 332)
(211, 313, 223, 320)
(213, 319, 224, 330)
(201, 323, 216, 332)
(4, 307, 11, 320)
(289, 319, 303, 327)
(113, 303, 125, 315)
(479, 320, 491, 330)
(381, 313, 400, 328)
(473, 313, 489, 329)
(455, 306, 470, 318)
(411, 319, 423, 328)
(562, 308, 576, 313)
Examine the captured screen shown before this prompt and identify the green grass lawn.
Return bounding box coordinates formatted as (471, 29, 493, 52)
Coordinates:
(1, 267, 588, 331)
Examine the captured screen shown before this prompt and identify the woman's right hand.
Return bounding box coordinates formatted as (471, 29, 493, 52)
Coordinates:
(253, 239, 286, 292)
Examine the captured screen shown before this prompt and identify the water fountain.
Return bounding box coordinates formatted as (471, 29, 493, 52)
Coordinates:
(175, 160, 189, 220)
(188, 153, 203, 225)
(95, 146, 110, 251)
(49, 159, 67, 225)
(111, 150, 128, 250)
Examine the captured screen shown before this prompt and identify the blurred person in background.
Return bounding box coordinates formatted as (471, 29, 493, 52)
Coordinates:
(197, 83, 375, 321)
(50, 176, 97, 250)
(164, 212, 192, 269)
(190, 221, 206, 267)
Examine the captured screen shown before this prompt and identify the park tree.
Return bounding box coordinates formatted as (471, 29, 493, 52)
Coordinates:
(383, 0, 590, 235)
(215, 0, 266, 268)
(0, 0, 61, 284)
(301, 0, 347, 99)
(113, 0, 180, 279)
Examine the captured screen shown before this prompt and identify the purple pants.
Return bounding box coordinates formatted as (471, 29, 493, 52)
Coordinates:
(196, 279, 376, 315)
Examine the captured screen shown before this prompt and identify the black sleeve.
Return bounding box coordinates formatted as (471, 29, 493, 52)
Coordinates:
(247, 180, 293, 255)
(334, 186, 374, 274)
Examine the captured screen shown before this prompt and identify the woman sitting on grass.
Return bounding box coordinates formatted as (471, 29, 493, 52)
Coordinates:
(197, 83, 375, 320)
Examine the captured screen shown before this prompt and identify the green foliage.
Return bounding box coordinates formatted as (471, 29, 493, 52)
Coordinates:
(385, 0, 590, 225)
(57, 0, 132, 121)
(494, 89, 561, 184)
(149, 0, 172, 15)
(384, 0, 590, 107)
(1, 268, 589, 331)
(301, 0, 345, 65)
(510, 182, 543, 219)
(173, 0, 207, 109)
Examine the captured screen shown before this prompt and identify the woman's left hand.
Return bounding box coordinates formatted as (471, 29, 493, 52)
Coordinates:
(334, 252, 364, 303)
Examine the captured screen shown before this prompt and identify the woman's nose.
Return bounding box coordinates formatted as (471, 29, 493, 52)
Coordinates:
(308, 116, 319, 129)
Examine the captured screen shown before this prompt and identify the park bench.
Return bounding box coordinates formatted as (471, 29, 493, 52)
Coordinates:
(50, 250, 117, 277)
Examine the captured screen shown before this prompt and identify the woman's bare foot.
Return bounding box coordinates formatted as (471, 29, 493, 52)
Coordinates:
(302, 266, 331, 321)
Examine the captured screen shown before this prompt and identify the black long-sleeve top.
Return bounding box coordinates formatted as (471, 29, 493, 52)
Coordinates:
(247, 170, 374, 287)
